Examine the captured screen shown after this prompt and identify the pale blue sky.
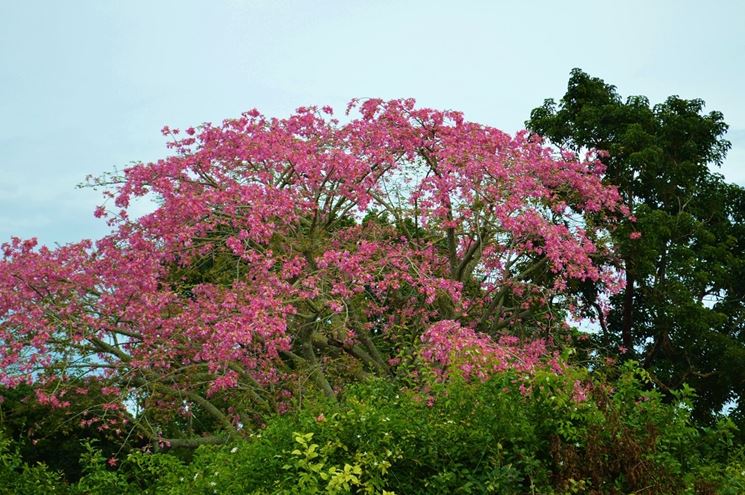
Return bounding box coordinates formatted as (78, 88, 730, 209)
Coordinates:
(2, 0, 744, 246)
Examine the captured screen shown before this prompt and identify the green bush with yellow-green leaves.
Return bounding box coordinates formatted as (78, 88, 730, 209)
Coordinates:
(2, 361, 744, 494)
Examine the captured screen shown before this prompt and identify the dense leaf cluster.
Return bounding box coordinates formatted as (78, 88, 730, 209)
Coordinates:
(528, 69, 745, 427)
(2, 361, 744, 494)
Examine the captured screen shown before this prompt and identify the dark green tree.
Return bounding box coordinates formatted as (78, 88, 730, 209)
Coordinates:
(527, 68, 745, 427)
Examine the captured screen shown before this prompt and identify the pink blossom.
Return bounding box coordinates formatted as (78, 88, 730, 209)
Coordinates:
(572, 380, 589, 403)
(0, 98, 629, 434)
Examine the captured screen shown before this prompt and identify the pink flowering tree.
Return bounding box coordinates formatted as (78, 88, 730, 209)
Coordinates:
(0, 99, 626, 446)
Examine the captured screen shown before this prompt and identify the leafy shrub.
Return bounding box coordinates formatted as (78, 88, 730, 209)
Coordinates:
(2, 360, 743, 494)
(0, 437, 68, 495)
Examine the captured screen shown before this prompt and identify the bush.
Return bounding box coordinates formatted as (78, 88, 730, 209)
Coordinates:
(2, 360, 743, 494)
(0, 437, 68, 495)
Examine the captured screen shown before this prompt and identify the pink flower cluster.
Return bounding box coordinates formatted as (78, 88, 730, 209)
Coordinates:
(420, 320, 554, 381)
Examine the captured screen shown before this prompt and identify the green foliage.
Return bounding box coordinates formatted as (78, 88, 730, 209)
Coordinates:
(0, 437, 68, 495)
(2, 361, 742, 494)
(527, 68, 745, 427)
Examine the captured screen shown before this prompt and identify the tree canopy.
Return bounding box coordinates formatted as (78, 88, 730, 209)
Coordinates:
(527, 68, 745, 426)
(0, 99, 627, 447)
